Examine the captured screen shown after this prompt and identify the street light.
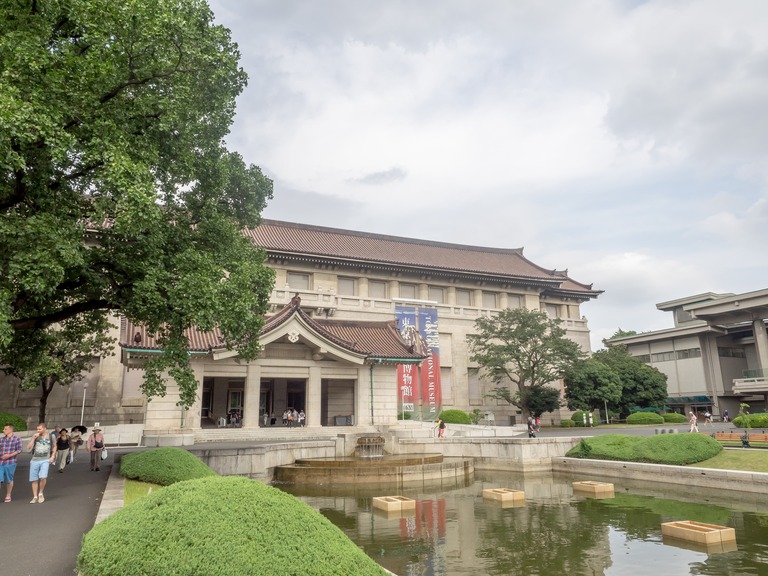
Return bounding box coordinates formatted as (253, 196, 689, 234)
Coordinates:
(79, 381, 89, 426)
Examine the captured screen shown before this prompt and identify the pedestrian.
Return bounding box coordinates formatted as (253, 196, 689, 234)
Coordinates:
(704, 411, 712, 426)
(69, 427, 83, 462)
(527, 417, 536, 438)
(263, 411, 268, 427)
(87, 427, 106, 472)
(282, 410, 288, 426)
(535, 416, 541, 432)
(54, 428, 71, 473)
(689, 411, 699, 433)
(298, 410, 305, 427)
(26, 423, 56, 503)
(435, 417, 446, 438)
(287, 410, 294, 428)
(0, 424, 23, 502)
(723, 409, 729, 423)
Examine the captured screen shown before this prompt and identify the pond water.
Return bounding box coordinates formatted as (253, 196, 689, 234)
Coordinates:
(277, 470, 768, 576)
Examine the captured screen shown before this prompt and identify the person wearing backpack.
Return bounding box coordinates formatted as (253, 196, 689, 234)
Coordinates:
(25, 423, 57, 504)
(87, 427, 106, 472)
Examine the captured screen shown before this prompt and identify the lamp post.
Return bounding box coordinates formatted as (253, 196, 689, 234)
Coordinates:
(79, 382, 89, 426)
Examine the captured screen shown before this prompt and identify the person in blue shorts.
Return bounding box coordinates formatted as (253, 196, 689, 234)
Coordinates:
(0, 424, 23, 502)
(25, 423, 57, 504)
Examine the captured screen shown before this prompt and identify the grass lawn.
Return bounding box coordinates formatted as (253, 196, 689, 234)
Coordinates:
(688, 449, 768, 473)
(124, 479, 163, 505)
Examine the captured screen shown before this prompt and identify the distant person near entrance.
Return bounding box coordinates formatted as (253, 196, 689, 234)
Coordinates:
(689, 411, 699, 433)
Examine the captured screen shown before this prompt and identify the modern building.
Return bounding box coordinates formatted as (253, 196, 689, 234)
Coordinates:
(0, 220, 601, 434)
(607, 289, 768, 418)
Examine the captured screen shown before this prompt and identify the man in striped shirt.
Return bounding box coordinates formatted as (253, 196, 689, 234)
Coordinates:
(0, 424, 23, 502)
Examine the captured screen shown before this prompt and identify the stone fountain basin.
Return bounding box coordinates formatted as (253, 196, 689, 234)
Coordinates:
(274, 454, 473, 486)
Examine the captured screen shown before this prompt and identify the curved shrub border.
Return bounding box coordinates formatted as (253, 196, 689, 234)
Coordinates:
(626, 412, 664, 425)
(77, 476, 388, 576)
(566, 433, 722, 465)
(120, 447, 217, 485)
(0, 412, 27, 431)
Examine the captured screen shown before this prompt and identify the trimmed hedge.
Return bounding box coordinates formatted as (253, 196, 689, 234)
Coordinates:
(570, 410, 598, 427)
(733, 412, 768, 429)
(662, 412, 687, 423)
(77, 476, 389, 576)
(626, 412, 664, 425)
(0, 412, 26, 432)
(120, 447, 217, 486)
(438, 409, 472, 425)
(565, 433, 722, 465)
(560, 419, 575, 428)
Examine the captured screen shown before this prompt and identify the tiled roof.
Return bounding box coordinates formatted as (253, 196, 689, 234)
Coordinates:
(119, 296, 425, 361)
(245, 220, 597, 291)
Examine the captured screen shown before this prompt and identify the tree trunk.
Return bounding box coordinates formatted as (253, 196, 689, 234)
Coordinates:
(37, 377, 55, 425)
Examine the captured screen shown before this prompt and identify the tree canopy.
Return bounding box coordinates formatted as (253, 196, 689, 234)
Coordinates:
(589, 345, 668, 416)
(1, 0, 275, 407)
(563, 357, 623, 413)
(467, 307, 586, 417)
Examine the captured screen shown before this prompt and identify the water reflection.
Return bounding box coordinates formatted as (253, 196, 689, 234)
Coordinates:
(277, 470, 768, 576)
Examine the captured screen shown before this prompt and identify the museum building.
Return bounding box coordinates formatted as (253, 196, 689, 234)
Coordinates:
(607, 289, 768, 419)
(1, 220, 602, 436)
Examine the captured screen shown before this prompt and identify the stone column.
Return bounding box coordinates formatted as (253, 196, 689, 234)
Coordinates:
(243, 363, 261, 429)
(306, 366, 322, 428)
(753, 318, 768, 375)
(186, 362, 205, 431)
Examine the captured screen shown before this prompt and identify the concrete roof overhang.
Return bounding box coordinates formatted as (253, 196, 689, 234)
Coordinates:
(685, 288, 768, 326)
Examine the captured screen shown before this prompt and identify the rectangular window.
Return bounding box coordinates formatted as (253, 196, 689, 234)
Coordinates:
(287, 272, 311, 291)
(676, 348, 702, 360)
(507, 295, 521, 309)
(719, 347, 746, 359)
(545, 304, 559, 318)
(440, 367, 453, 405)
(468, 368, 483, 405)
(428, 286, 445, 303)
(337, 277, 357, 296)
(369, 280, 387, 298)
(456, 289, 472, 306)
(336, 276, 357, 296)
(650, 351, 675, 362)
(634, 354, 651, 363)
(482, 291, 498, 309)
(675, 309, 694, 324)
(399, 283, 416, 299)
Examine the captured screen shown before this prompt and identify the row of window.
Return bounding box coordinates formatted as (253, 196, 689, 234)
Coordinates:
(634, 348, 702, 363)
(287, 271, 521, 308)
(718, 347, 746, 359)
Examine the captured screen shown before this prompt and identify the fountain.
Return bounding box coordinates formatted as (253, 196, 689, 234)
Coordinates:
(273, 434, 474, 488)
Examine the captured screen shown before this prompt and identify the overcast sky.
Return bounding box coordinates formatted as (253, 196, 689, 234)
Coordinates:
(208, 0, 768, 350)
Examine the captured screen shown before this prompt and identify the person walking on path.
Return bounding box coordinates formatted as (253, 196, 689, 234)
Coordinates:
(689, 411, 699, 433)
(54, 429, 71, 473)
(435, 417, 446, 438)
(723, 409, 729, 423)
(87, 427, 106, 472)
(0, 424, 23, 502)
(69, 427, 83, 462)
(26, 423, 56, 503)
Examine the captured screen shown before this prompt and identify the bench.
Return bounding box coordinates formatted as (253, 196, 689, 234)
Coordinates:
(713, 431, 768, 448)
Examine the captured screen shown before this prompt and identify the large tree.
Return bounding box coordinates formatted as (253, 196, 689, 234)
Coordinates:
(1, 0, 275, 408)
(563, 357, 623, 413)
(593, 345, 668, 415)
(467, 307, 586, 417)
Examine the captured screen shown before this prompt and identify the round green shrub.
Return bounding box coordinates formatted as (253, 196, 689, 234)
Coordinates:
(570, 410, 597, 427)
(77, 476, 388, 576)
(626, 412, 664, 425)
(662, 412, 687, 423)
(0, 412, 27, 431)
(120, 447, 217, 486)
(560, 419, 575, 428)
(733, 412, 768, 429)
(438, 409, 471, 425)
(633, 433, 722, 465)
(565, 433, 721, 465)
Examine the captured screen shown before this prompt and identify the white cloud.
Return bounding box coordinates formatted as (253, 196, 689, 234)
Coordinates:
(211, 0, 768, 349)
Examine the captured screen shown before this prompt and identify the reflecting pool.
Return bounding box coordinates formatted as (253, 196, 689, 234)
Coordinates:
(277, 470, 768, 576)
